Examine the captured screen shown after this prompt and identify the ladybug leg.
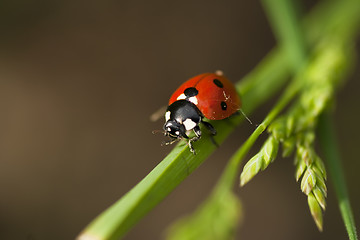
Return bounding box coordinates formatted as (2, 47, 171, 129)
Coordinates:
(201, 121, 217, 136)
(188, 126, 202, 154)
(193, 125, 202, 137)
(161, 137, 180, 146)
(201, 121, 219, 147)
(188, 142, 195, 154)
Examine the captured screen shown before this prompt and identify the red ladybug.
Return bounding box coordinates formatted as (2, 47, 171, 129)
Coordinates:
(163, 71, 241, 153)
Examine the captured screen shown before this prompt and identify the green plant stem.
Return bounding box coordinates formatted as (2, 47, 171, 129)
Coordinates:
(318, 114, 358, 240)
(261, 0, 307, 71)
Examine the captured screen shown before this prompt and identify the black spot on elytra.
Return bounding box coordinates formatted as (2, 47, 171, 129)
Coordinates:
(221, 101, 227, 110)
(184, 87, 199, 97)
(213, 79, 223, 88)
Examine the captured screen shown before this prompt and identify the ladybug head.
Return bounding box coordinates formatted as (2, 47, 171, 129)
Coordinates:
(163, 120, 188, 139)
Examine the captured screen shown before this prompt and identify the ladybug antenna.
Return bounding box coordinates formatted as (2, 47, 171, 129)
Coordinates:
(239, 108, 253, 125)
(150, 105, 167, 122)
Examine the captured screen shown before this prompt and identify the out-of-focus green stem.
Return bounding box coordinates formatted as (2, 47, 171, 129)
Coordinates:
(318, 114, 358, 240)
(261, 0, 308, 71)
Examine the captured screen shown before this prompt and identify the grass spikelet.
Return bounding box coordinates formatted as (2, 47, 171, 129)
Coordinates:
(308, 192, 324, 231)
(240, 35, 353, 231)
(240, 136, 279, 186)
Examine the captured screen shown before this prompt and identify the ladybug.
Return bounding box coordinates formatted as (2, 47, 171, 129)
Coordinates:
(163, 71, 241, 154)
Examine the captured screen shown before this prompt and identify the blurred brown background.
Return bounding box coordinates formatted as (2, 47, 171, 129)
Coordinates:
(0, 1, 359, 239)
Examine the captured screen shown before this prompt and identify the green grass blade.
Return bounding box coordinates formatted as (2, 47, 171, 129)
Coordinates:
(261, 0, 307, 71)
(318, 114, 358, 240)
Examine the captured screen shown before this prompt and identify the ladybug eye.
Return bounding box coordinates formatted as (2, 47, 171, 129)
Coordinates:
(221, 101, 227, 110)
(213, 79, 224, 88)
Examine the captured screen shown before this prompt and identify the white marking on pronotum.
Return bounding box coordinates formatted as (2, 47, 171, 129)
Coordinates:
(188, 96, 198, 105)
(176, 93, 186, 100)
(177, 93, 198, 105)
(183, 118, 197, 131)
(165, 111, 171, 121)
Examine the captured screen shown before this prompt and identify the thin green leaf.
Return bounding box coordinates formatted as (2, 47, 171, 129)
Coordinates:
(261, 0, 307, 71)
(319, 115, 358, 239)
